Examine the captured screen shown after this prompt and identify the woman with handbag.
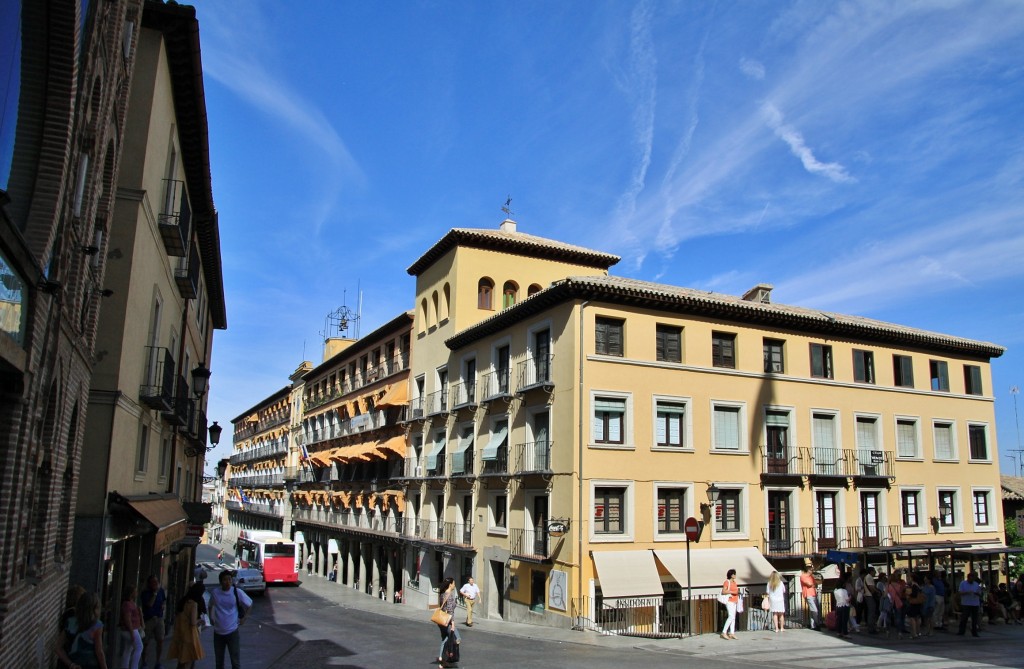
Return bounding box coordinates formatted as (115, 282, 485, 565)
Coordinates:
(767, 571, 787, 632)
(720, 569, 739, 640)
(433, 577, 461, 667)
(167, 582, 207, 669)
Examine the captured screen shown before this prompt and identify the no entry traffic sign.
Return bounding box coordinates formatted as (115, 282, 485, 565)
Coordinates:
(684, 516, 701, 542)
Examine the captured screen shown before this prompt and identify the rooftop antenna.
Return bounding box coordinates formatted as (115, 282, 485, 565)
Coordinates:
(1012, 386, 1022, 477)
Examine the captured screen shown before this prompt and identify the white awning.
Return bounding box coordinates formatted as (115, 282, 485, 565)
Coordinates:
(328, 539, 340, 554)
(293, 531, 305, 545)
(653, 547, 775, 595)
(481, 426, 508, 461)
(592, 550, 664, 603)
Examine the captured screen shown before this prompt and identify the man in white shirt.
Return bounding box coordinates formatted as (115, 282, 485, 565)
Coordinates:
(209, 571, 253, 669)
(459, 577, 481, 626)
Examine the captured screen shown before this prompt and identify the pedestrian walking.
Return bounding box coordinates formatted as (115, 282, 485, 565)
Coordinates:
(459, 577, 480, 626)
(167, 582, 207, 669)
(209, 571, 253, 669)
(834, 575, 852, 638)
(932, 572, 948, 629)
(720, 568, 740, 640)
(65, 592, 108, 669)
(306, 553, 314, 576)
(434, 577, 461, 667)
(957, 571, 983, 637)
(119, 584, 143, 669)
(140, 575, 166, 669)
(800, 564, 821, 630)
(766, 571, 786, 632)
(863, 566, 878, 633)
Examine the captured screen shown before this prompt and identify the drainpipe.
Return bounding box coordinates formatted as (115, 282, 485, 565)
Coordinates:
(576, 299, 589, 608)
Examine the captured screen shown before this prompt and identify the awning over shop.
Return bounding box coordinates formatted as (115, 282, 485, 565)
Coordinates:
(654, 547, 774, 594)
(328, 539, 340, 554)
(125, 495, 188, 553)
(592, 550, 664, 603)
(480, 426, 508, 461)
(377, 382, 409, 408)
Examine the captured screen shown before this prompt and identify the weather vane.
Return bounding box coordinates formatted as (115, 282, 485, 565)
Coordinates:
(501, 196, 513, 219)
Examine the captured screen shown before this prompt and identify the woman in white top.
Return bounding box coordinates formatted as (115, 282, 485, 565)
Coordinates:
(767, 571, 787, 632)
(834, 575, 852, 638)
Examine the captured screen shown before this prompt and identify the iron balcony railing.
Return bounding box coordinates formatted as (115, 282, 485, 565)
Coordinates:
(168, 375, 190, 427)
(449, 380, 477, 409)
(140, 346, 176, 411)
(405, 519, 473, 548)
(852, 449, 895, 479)
(480, 368, 512, 400)
(760, 524, 903, 554)
(174, 244, 200, 299)
(225, 500, 283, 517)
(451, 448, 475, 476)
(232, 413, 289, 442)
(227, 472, 285, 487)
(517, 354, 553, 390)
(515, 440, 551, 473)
(480, 450, 508, 476)
(229, 438, 289, 465)
(406, 396, 425, 421)
(760, 445, 811, 476)
(404, 455, 424, 478)
(510, 526, 550, 560)
(810, 446, 847, 477)
(424, 390, 447, 416)
(157, 178, 190, 256)
(426, 453, 446, 477)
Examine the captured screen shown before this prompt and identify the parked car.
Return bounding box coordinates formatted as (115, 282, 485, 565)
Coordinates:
(233, 568, 266, 596)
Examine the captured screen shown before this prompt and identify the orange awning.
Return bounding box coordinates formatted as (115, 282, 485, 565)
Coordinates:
(377, 382, 409, 407)
(391, 492, 406, 513)
(376, 434, 407, 458)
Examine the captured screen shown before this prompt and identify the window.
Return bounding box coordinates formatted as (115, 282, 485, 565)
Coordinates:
(136, 425, 149, 473)
(489, 493, 507, 531)
(900, 490, 921, 529)
(656, 324, 682, 363)
(711, 332, 736, 369)
(717, 489, 741, 532)
(712, 404, 743, 451)
(594, 487, 625, 535)
(812, 412, 840, 475)
(502, 281, 518, 309)
(595, 317, 624, 356)
(654, 400, 686, 448)
(896, 418, 920, 459)
(930, 360, 949, 391)
(477, 277, 494, 310)
(973, 490, 990, 527)
(855, 416, 881, 473)
(938, 490, 957, 527)
(933, 421, 956, 460)
(496, 344, 511, 395)
(159, 435, 171, 479)
(656, 488, 687, 535)
(861, 491, 880, 545)
(968, 424, 988, 461)
(853, 349, 875, 384)
(964, 365, 983, 395)
(810, 344, 833, 379)
(763, 338, 784, 373)
(893, 355, 914, 388)
(593, 396, 626, 445)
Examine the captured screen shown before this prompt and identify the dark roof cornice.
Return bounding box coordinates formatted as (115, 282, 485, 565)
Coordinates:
(142, 1, 226, 330)
(406, 227, 620, 276)
(445, 275, 1005, 359)
(230, 385, 292, 424)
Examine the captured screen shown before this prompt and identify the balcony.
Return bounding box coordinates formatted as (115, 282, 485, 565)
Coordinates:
(174, 244, 200, 299)
(451, 448, 475, 477)
(292, 507, 404, 537)
(515, 441, 551, 473)
(852, 449, 895, 482)
(167, 375, 190, 427)
(810, 447, 848, 478)
(761, 527, 815, 557)
(480, 449, 508, 477)
(406, 397, 425, 421)
(157, 179, 190, 257)
(424, 389, 447, 416)
(517, 354, 553, 393)
(449, 380, 477, 410)
(404, 519, 474, 549)
(139, 346, 175, 412)
(425, 453, 446, 478)
(480, 369, 513, 401)
(760, 445, 810, 477)
(762, 524, 903, 554)
(510, 526, 551, 562)
(404, 456, 424, 478)
(229, 437, 289, 466)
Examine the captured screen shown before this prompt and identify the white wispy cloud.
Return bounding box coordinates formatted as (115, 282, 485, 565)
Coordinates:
(739, 57, 765, 80)
(199, 5, 363, 234)
(760, 102, 854, 183)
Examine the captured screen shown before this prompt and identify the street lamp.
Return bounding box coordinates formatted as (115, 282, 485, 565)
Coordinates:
(208, 421, 223, 446)
(191, 364, 211, 398)
(705, 482, 721, 506)
(939, 498, 953, 527)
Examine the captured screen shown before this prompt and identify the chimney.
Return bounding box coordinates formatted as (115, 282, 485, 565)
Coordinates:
(741, 283, 773, 304)
(499, 219, 517, 233)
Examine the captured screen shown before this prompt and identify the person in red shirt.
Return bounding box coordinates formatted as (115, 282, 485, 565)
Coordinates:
(800, 565, 821, 630)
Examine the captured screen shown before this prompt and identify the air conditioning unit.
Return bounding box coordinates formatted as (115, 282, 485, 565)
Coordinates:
(412, 408, 424, 418)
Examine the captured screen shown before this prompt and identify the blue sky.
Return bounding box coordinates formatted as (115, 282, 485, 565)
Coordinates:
(191, 1, 1024, 474)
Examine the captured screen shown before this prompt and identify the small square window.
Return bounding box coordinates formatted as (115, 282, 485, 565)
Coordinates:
(712, 332, 736, 369)
(896, 418, 919, 459)
(853, 350, 875, 384)
(656, 324, 682, 363)
(893, 355, 914, 388)
(716, 490, 741, 532)
(930, 360, 949, 392)
(810, 344, 833, 379)
(596, 317, 624, 357)
(964, 365, 983, 396)
(593, 397, 626, 445)
(654, 401, 686, 448)
(901, 490, 920, 529)
(712, 404, 743, 451)
(763, 338, 784, 373)
(933, 422, 956, 460)
(657, 488, 687, 535)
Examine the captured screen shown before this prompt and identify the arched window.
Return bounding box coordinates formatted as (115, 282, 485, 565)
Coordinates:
(503, 281, 519, 309)
(528, 283, 543, 297)
(478, 277, 494, 310)
(442, 283, 451, 321)
(419, 298, 428, 333)
(431, 291, 439, 328)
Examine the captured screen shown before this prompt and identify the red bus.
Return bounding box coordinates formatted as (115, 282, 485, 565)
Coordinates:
(235, 530, 299, 584)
